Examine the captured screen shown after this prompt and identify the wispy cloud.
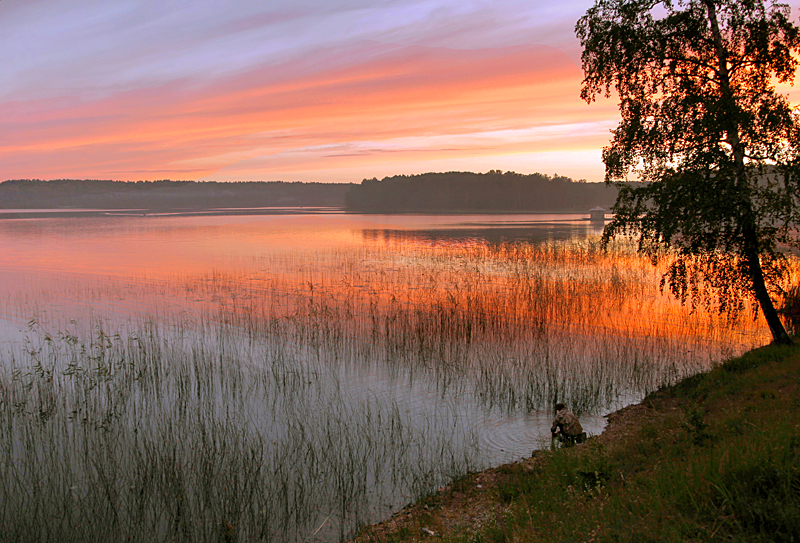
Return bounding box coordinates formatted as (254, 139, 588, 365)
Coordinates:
(10, 0, 792, 182)
(2, 38, 618, 181)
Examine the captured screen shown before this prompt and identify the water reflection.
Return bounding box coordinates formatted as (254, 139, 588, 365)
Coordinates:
(0, 212, 774, 542)
(361, 222, 603, 245)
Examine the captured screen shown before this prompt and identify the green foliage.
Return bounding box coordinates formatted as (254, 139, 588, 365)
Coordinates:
(577, 0, 800, 343)
(496, 468, 541, 504)
(682, 405, 717, 446)
(475, 521, 508, 543)
(573, 449, 613, 491)
(449, 473, 476, 494)
(717, 461, 800, 541)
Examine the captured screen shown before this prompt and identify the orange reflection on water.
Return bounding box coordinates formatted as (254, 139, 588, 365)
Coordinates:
(0, 213, 776, 364)
(0, 215, 375, 285)
(166, 234, 771, 367)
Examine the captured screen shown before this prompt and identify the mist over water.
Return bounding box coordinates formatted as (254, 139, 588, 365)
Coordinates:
(0, 212, 769, 541)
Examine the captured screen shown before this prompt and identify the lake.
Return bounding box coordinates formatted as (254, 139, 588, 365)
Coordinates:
(0, 212, 767, 542)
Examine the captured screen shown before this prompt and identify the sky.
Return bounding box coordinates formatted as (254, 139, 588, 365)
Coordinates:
(2, 0, 799, 185)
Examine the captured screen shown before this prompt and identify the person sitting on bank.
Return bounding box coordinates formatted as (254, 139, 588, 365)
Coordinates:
(551, 402, 587, 446)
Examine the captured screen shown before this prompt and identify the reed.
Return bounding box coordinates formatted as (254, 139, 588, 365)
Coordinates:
(0, 319, 477, 542)
(0, 234, 787, 541)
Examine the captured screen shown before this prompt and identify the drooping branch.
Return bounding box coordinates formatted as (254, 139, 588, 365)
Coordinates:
(578, 0, 800, 344)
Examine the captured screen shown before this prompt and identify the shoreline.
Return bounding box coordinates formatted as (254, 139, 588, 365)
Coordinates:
(351, 341, 800, 542)
(0, 207, 604, 220)
(350, 396, 666, 542)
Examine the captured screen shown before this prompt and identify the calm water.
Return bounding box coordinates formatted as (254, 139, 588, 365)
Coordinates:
(0, 213, 610, 447)
(0, 211, 768, 541)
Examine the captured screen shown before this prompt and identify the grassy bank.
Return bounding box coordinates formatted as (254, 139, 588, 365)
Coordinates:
(353, 342, 800, 543)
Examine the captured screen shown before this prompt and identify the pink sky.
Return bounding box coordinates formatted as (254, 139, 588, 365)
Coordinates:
(2, 1, 799, 184)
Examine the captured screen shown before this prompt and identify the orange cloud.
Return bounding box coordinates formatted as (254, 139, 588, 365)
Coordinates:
(0, 42, 618, 182)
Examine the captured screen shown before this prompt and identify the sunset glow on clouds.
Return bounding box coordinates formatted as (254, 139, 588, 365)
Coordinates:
(2, 0, 799, 183)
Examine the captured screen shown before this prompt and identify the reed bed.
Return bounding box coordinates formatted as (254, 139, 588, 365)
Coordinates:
(0, 319, 476, 542)
(179, 237, 768, 413)
(0, 234, 783, 542)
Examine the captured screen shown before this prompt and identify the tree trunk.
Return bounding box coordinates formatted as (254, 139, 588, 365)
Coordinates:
(746, 252, 793, 344)
(743, 224, 793, 344)
(704, 0, 793, 344)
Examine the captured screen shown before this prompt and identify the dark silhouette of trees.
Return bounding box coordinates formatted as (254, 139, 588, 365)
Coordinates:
(0, 180, 352, 210)
(2, 175, 618, 214)
(577, 0, 800, 344)
(344, 171, 617, 212)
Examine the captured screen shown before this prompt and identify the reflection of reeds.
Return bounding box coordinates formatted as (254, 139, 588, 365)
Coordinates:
(0, 236, 787, 541)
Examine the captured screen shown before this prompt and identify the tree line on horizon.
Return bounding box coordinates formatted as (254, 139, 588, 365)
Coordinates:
(0, 179, 353, 210)
(0, 174, 616, 213)
(344, 171, 618, 212)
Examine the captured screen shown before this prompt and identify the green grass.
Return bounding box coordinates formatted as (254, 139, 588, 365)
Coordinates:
(357, 342, 800, 542)
(534, 347, 798, 543)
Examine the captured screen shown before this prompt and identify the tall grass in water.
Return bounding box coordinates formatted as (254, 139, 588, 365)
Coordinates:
(0, 321, 476, 542)
(0, 235, 784, 541)
(185, 237, 771, 414)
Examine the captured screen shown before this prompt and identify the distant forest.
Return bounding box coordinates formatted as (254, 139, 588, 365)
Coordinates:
(0, 179, 353, 210)
(0, 174, 617, 213)
(344, 171, 618, 213)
